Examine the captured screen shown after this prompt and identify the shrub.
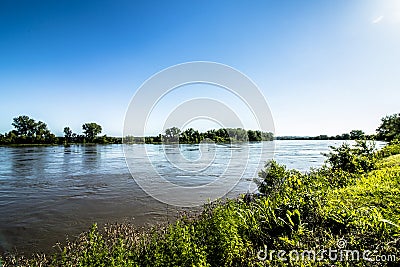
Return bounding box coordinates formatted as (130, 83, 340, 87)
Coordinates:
(378, 139, 400, 158)
(323, 140, 377, 174)
(256, 160, 288, 195)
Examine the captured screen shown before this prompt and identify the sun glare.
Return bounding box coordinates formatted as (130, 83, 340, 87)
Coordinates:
(371, 0, 400, 24)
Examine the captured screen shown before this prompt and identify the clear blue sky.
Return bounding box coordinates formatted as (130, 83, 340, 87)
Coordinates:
(1, 0, 399, 136)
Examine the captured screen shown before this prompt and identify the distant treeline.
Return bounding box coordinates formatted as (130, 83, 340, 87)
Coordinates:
(277, 112, 400, 142)
(276, 130, 371, 140)
(1, 113, 399, 145)
(124, 127, 274, 144)
(0, 115, 272, 145)
(0, 115, 121, 145)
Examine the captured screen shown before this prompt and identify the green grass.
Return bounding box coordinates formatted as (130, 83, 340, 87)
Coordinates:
(3, 143, 400, 266)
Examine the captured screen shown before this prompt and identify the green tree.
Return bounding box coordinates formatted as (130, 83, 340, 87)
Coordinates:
(64, 127, 73, 143)
(376, 113, 400, 141)
(261, 131, 274, 141)
(247, 130, 262, 141)
(350, 129, 365, 140)
(341, 133, 350, 140)
(163, 127, 180, 143)
(12, 115, 36, 138)
(236, 128, 248, 141)
(180, 128, 200, 143)
(226, 128, 248, 141)
(34, 121, 49, 142)
(6, 131, 18, 144)
(204, 129, 216, 140)
(215, 128, 229, 142)
(10, 115, 55, 144)
(82, 123, 102, 142)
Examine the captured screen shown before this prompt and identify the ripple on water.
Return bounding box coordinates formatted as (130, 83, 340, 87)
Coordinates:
(0, 141, 386, 255)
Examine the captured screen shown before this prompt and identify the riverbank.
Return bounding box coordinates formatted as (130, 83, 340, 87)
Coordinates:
(1, 140, 363, 257)
(2, 141, 399, 266)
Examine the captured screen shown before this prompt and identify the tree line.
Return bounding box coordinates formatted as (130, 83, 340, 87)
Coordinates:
(276, 129, 370, 140)
(1, 113, 399, 145)
(0, 115, 121, 145)
(124, 127, 274, 144)
(276, 113, 400, 142)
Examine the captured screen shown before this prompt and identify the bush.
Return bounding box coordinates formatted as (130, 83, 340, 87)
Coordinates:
(256, 160, 287, 195)
(378, 139, 400, 158)
(323, 140, 377, 174)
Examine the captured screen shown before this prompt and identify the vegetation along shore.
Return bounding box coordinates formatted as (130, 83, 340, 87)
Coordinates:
(0, 115, 273, 145)
(1, 113, 399, 145)
(1, 113, 399, 266)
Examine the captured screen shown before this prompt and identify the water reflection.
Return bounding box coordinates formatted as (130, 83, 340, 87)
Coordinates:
(81, 145, 100, 174)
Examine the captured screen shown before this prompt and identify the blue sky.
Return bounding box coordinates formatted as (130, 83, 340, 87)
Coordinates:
(0, 0, 399, 136)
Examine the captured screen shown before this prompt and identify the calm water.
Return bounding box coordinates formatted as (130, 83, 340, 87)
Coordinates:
(0, 140, 384, 255)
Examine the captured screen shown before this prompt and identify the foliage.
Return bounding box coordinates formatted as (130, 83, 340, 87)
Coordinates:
(179, 128, 201, 143)
(0, 116, 123, 145)
(256, 160, 288, 195)
(349, 129, 365, 140)
(276, 131, 372, 141)
(163, 127, 181, 143)
(377, 139, 400, 158)
(0, 115, 56, 144)
(323, 140, 377, 174)
(63, 126, 73, 143)
(0, 115, 273, 145)
(154, 127, 273, 144)
(376, 113, 400, 141)
(11, 115, 36, 137)
(123, 127, 273, 144)
(82, 122, 103, 142)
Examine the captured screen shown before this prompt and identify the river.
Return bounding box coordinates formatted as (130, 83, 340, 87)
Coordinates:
(0, 140, 384, 255)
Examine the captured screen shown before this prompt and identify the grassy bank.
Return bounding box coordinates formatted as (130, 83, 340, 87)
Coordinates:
(3, 141, 400, 266)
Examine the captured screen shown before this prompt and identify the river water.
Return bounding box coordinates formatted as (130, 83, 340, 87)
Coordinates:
(0, 140, 384, 255)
